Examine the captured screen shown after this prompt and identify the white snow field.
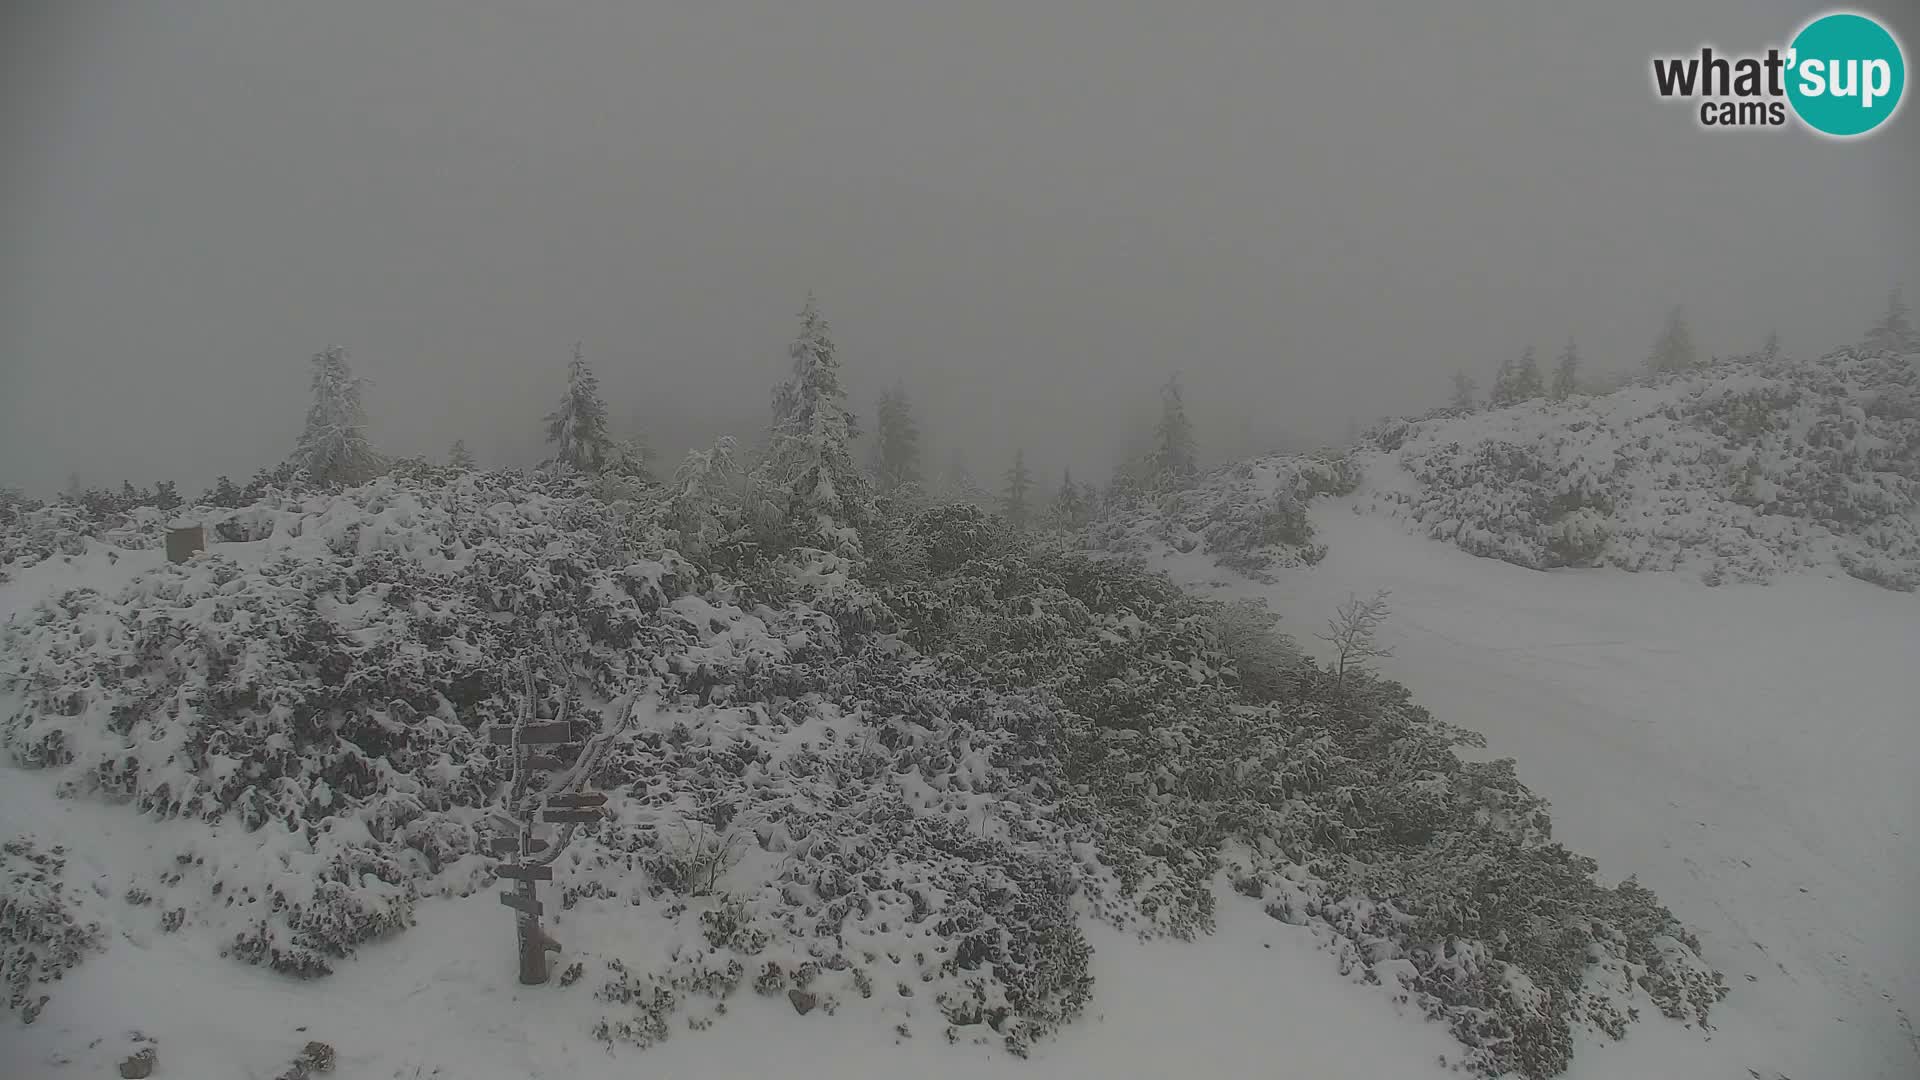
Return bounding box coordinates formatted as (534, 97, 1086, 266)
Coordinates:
(4, 489, 1917, 1080)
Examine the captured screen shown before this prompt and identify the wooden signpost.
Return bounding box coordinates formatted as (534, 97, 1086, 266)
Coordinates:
(489, 673, 612, 987)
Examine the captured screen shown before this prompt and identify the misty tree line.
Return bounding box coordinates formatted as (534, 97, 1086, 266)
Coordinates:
(274, 295, 1207, 534)
(1443, 288, 1917, 415)
(12, 288, 1913, 527)
(5, 294, 1207, 541)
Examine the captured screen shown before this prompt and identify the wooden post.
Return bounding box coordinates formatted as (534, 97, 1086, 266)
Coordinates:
(493, 665, 620, 988)
(164, 523, 205, 563)
(493, 673, 584, 987)
(514, 873, 549, 985)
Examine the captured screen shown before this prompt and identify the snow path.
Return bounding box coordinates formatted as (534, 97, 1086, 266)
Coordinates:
(1154, 499, 1920, 1080)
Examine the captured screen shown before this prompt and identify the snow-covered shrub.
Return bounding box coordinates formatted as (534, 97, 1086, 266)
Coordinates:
(1, 471, 691, 972)
(2, 465, 1721, 1072)
(1376, 348, 1920, 584)
(1209, 597, 1304, 703)
(1, 837, 101, 1023)
(1089, 452, 1355, 579)
(1, 502, 93, 571)
(1324, 833, 1725, 1079)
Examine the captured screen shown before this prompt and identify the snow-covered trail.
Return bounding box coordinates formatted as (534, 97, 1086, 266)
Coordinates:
(1155, 500, 1920, 1080)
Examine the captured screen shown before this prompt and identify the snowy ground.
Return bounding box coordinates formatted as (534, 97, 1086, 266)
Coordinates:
(1156, 499, 1920, 1080)
(5, 492, 1918, 1079)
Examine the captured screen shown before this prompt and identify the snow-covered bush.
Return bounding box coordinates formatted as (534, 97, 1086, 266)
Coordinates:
(2, 465, 1720, 1072)
(1088, 451, 1357, 579)
(2, 838, 101, 1024)
(1376, 349, 1920, 586)
(0, 467, 317, 577)
(872, 520, 1721, 1077)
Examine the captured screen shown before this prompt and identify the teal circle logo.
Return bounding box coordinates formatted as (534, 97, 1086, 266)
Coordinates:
(1787, 12, 1906, 137)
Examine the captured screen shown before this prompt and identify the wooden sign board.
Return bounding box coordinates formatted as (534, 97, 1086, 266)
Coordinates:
(487, 722, 575, 746)
(487, 837, 550, 856)
(499, 891, 542, 916)
(496, 863, 553, 881)
(525, 754, 567, 772)
(544, 792, 607, 808)
(543, 809, 604, 824)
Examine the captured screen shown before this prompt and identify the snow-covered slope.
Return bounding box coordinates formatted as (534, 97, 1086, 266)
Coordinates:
(1148, 503, 1920, 1080)
(6, 449, 1913, 1079)
(7, 502, 1914, 1079)
(1365, 349, 1920, 589)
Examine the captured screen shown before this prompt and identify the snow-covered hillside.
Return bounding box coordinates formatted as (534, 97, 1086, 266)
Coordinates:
(5, 492, 1914, 1080)
(1149, 505, 1920, 1080)
(2, 464, 1738, 1080)
(7, 345, 1918, 1079)
(1364, 349, 1920, 589)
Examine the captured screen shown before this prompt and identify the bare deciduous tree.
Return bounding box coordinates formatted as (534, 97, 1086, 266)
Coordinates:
(1317, 589, 1393, 691)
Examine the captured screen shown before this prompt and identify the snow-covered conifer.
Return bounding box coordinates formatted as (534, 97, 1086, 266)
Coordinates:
(935, 449, 976, 506)
(668, 436, 743, 562)
(1488, 355, 1517, 407)
(1051, 468, 1090, 529)
(544, 343, 615, 472)
(1551, 339, 1581, 399)
(291, 345, 381, 487)
(761, 295, 869, 533)
(1001, 449, 1034, 529)
(1647, 305, 1699, 374)
(1449, 370, 1479, 411)
(1513, 346, 1545, 400)
(873, 382, 922, 492)
(204, 475, 245, 508)
(448, 440, 475, 470)
(1863, 288, 1920, 356)
(1148, 375, 1198, 490)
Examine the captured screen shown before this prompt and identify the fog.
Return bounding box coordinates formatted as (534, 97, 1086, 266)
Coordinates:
(3, 0, 1917, 496)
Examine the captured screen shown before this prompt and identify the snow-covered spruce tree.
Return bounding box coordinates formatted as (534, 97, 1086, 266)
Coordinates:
(290, 345, 382, 488)
(1646, 305, 1699, 375)
(872, 382, 922, 493)
(1512, 346, 1545, 401)
(447, 439, 475, 470)
(1488, 354, 1517, 407)
(665, 435, 746, 566)
(201, 475, 246, 508)
(1050, 468, 1090, 529)
(1104, 458, 1146, 511)
(940, 448, 986, 507)
(1551, 339, 1580, 400)
(1001, 449, 1034, 529)
(1759, 329, 1782, 363)
(1863, 287, 1920, 356)
(1147, 375, 1198, 490)
(760, 294, 870, 542)
(600, 436, 654, 483)
(1450, 370, 1479, 411)
(544, 343, 616, 472)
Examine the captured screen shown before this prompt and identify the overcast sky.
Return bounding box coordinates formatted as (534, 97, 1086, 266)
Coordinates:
(4, 0, 1917, 496)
